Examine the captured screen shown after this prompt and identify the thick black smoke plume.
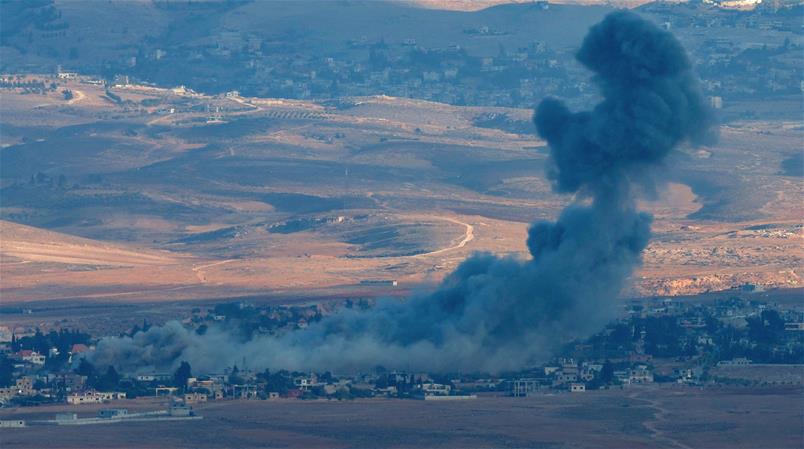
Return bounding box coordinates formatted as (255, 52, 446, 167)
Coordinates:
(88, 11, 715, 375)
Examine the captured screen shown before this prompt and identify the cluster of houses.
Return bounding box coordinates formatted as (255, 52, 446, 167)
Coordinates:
(66, 391, 127, 405)
(199, 2, 798, 109)
(3, 1, 798, 129)
(0, 341, 93, 405)
(183, 301, 331, 335)
(1, 291, 801, 408)
(0, 359, 655, 406)
(508, 358, 656, 397)
(172, 370, 472, 402)
(27, 1, 796, 114)
(0, 376, 36, 403)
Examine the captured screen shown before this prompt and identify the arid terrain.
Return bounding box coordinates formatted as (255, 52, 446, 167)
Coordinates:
(0, 385, 801, 449)
(1, 78, 801, 304)
(0, 4, 801, 449)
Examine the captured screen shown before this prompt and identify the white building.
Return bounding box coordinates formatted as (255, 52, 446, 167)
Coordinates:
(184, 392, 208, 403)
(717, 357, 752, 367)
(629, 366, 654, 384)
(66, 391, 126, 404)
(419, 383, 451, 396)
(570, 383, 586, 392)
(511, 379, 540, 397)
(21, 351, 45, 365)
(0, 420, 26, 428)
(0, 326, 11, 343)
(98, 408, 128, 419)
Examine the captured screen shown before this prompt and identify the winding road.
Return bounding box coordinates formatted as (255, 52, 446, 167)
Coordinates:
(192, 259, 235, 283)
(629, 391, 694, 449)
(414, 216, 474, 258)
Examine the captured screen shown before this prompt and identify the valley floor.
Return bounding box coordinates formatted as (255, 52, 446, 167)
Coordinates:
(0, 384, 801, 449)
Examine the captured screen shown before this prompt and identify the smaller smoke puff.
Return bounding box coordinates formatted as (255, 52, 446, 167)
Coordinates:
(87, 11, 715, 375)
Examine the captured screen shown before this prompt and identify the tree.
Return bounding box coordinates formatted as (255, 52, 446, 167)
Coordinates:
(263, 370, 293, 394)
(44, 350, 68, 372)
(173, 361, 192, 392)
(76, 358, 96, 377)
(75, 358, 99, 388)
(600, 360, 614, 384)
(375, 375, 389, 389)
(96, 366, 120, 391)
(747, 310, 785, 344)
(228, 365, 243, 385)
(334, 388, 352, 401)
(10, 334, 20, 352)
(31, 328, 49, 354)
(0, 355, 13, 387)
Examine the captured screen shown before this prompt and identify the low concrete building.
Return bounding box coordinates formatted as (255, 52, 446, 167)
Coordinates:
(169, 403, 193, 417)
(629, 370, 654, 384)
(419, 383, 451, 396)
(717, 357, 752, 367)
(511, 379, 540, 397)
(20, 351, 46, 365)
(55, 413, 78, 422)
(0, 387, 17, 402)
(15, 376, 34, 394)
(98, 408, 128, 419)
(184, 392, 208, 403)
(421, 394, 476, 401)
(0, 420, 25, 428)
(155, 386, 178, 396)
(66, 391, 126, 404)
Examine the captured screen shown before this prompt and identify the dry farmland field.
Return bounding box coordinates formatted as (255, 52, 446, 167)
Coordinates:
(0, 385, 801, 449)
(1, 80, 801, 305)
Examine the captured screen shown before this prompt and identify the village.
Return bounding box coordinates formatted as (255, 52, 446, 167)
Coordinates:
(3, 1, 801, 119)
(120, 1, 802, 115)
(1, 287, 801, 429)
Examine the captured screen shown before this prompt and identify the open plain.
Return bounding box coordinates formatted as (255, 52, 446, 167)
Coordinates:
(0, 385, 801, 449)
(1, 79, 801, 304)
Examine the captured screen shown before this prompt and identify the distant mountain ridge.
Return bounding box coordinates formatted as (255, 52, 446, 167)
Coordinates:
(405, 0, 660, 11)
(0, 0, 610, 85)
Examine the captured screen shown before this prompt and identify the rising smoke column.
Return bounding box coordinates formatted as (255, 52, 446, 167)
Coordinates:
(88, 11, 716, 374)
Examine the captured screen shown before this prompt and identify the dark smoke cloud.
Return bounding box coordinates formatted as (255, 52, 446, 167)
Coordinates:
(536, 11, 716, 196)
(88, 11, 715, 375)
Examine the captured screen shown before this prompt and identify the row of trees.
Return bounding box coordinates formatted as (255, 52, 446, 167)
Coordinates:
(11, 328, 90, 355)
(70, 359, 194, 397)
(581, 307, 802, 364)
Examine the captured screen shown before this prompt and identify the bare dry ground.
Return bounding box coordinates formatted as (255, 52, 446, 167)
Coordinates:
(0, 385, 800, 449)
(409, 0, 658, 11)
(0, 81, 801, 304)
